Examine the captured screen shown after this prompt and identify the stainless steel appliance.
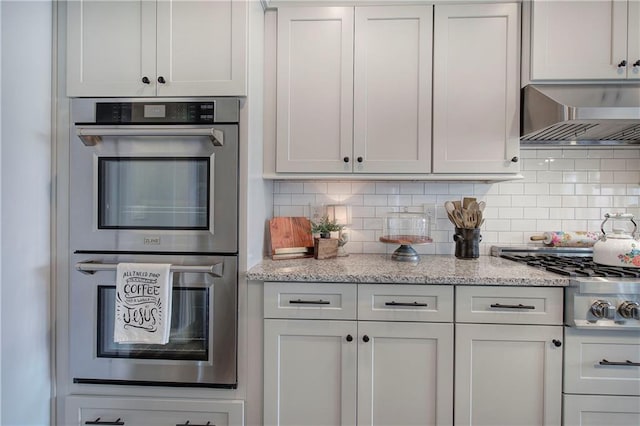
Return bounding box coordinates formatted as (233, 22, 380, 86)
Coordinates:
(68, 98, 240, 388)
(70, 253, 237, 388)
(492, 246, 640, 422)
(70, 98, 239, 253)
(520, 84, 640, 146)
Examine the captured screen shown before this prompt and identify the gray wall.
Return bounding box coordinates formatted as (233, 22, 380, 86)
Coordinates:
(1, 1, 52, 425)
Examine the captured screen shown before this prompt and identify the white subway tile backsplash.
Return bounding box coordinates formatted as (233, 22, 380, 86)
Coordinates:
(270, 150, 639, 254)
(549, 159, 575, 171)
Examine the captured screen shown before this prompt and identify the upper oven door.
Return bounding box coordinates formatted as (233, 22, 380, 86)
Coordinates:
(69, 100, 238, 254)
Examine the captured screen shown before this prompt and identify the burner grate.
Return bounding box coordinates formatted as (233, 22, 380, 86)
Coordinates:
(501, 254, 640, 278)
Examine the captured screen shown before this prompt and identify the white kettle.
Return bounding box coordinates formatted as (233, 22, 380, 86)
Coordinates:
(593, 213, 640, 268)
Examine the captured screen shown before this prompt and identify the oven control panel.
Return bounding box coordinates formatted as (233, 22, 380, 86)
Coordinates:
(566, 287, 640, 329)
(95, 102, 217, 124)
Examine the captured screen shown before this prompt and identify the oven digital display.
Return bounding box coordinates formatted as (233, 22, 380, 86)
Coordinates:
(144, 104, 166, 118)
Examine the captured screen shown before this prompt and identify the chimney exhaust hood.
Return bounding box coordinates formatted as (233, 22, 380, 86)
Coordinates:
(520, 84, 640, 147)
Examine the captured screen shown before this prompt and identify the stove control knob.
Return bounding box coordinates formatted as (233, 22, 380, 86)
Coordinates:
(618, 301, 640, 320)
(591, 300, 615, 319)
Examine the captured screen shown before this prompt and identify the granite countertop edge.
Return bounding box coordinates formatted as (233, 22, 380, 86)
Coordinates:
(246, 254, 570, 287)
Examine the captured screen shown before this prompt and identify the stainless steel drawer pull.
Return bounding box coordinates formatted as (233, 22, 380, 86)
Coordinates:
(85, 418, 124, 425)
(490, 303, 535, 310)
(289, 299, 330, 305)
(76, 262, 223, 277)
(599, 359, 640, 367)
(385, 301, 428, 307)
(176, 422, 214, 426)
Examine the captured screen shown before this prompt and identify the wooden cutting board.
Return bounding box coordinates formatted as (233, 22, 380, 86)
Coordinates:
(269, 217, 314, 259)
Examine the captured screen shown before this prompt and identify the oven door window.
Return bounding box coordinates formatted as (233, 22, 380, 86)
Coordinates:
(98, 157, 210, 230)
(97, 286, 209, 361)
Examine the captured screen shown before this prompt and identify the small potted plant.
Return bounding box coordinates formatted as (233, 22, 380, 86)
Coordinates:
(311, 215, 343, 239)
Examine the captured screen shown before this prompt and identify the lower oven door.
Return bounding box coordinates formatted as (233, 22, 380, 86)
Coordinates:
(69, 253, 237, 388)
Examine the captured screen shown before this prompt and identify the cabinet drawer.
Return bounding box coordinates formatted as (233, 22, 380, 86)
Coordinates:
(358, 284, 453, 322)
(564, 327, 640, 396)
(455, 286, 563, 325)
(65, 396, 244, 426)
(264, 282, 357, 320)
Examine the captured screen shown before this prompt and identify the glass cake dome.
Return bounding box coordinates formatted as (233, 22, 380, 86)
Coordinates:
(380, 208, 432, 262)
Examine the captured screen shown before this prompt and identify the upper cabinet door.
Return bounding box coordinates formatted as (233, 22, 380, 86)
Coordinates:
(432, 3, 520, 174)
(629, 0, 640, 79)
(353, 6, 432, 174)
(156, 0, 247, 96)
(67, 0, 247, 97)
(276, 7, 354, 173)
(530, 0, 629, 80)
(67, 0, 157, 97)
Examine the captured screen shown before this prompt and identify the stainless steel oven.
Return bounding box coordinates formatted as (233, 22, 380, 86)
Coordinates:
(68, 98, 240, 388)
(70, 98, 238, 254)
(70, 253, 237, 388)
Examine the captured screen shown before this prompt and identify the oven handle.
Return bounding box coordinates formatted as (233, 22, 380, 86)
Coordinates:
(75, 125, 224, 147)
(76, 261, 223, 277)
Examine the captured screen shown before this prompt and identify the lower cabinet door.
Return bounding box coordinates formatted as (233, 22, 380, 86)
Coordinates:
(564, 394, 640, 426)
(454, 323, 563, 426)
(65, 396, 244, 426)
(357, 321, 453, 426)
(263, 319, 358, 426)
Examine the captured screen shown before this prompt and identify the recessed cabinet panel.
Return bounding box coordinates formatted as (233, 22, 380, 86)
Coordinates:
(276, 7, 354, 173)
(531, 0, 629, 80)
(432, 3, 520, 174)
(455, 323, 563, 426)
(67, 0, 156, 97)
(358, 321, 453, 426)
(353, 6, 432, 174)
(156, 0, 247, 96)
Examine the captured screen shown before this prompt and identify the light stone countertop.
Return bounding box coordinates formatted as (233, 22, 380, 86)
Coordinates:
(246, 254, 570, 286)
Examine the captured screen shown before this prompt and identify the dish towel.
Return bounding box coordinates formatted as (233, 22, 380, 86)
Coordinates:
(114, 263, 173, 345)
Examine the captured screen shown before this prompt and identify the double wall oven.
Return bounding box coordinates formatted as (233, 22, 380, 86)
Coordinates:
(492, 246, 640, 423)
(69, 98, 239, 388)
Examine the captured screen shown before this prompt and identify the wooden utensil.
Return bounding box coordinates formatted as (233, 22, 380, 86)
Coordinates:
(463, 197, 476, 209)
(477, 201, 486, 212)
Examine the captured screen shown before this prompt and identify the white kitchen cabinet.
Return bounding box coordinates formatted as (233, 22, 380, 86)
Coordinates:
(65, 396, 244, 426)
(563, 394, 640, 425)
(357, 321, 453, 426)
(263, 282, 454, 426)
(454, 286, 563, 426)
(67, 0, 247, 97)
(263, 319, 358, 426)
(432, 3, 520, 174)
(275, 6, 432, 174)
(530, 0, 640, 80)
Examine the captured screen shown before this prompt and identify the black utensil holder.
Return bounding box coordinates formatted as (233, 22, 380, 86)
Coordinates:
(454, 227, 482, 259)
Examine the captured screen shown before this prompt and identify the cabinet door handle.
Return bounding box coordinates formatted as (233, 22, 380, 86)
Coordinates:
(346, 334, 353, 342)
(599, 359, 640, 367)
(362, 335, 370, 343)
(489, 303, 536, 310)
(343, 156, 350, 163)
(618, 60, 627, 68)
(176, 422, 214, 426)
(356, 156, 363, 163)
(511, 156, 519, 163)
(289, 298, 330, 305)
(141, 76, 150, 84)
(385, 301, 428, 307)
(158, 76, 166, 84)
(552, 339, 562, 347)
(85, 418, 125, 425)
(633, 60, 640, 67)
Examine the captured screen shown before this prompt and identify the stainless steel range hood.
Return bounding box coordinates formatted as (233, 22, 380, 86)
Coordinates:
(520, 84, 640, 146)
